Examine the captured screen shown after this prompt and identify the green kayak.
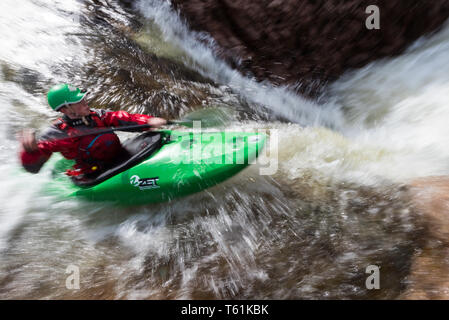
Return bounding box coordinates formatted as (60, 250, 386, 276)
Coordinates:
(45, 130, 266, 205)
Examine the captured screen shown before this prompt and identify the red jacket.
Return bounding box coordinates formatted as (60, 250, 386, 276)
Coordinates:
(20, 109, 152, 175)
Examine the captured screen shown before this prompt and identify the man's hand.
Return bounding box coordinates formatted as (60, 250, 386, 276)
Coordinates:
(147, 117, 167, 128)
(19, 129, 39, 152)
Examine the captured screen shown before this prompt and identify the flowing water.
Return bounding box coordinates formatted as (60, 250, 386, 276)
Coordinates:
(0, 0, 448, 299)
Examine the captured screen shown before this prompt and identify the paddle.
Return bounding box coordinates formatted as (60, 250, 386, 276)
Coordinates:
(37, 107, 233, 142)
(171, 107, 233, 128)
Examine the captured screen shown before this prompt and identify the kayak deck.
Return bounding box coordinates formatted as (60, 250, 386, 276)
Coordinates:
(47, 130, 266, 205)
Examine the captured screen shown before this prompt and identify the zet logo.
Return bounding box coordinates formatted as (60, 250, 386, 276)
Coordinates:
(130, 175, 160, 190)
(130, 175, 140, 187)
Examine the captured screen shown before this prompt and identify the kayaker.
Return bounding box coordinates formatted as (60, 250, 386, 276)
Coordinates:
(19, 83, 167, 178)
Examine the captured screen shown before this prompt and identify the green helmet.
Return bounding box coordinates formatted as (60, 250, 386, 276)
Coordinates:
(47, 84, 87, 111)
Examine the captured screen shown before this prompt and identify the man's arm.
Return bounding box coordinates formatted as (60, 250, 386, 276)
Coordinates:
(100, 110, 166, 128)
(19, 127, 74, 174)
(19, 129, 51, 173)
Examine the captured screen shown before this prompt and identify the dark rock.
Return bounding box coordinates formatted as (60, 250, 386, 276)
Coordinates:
(171, 0, 449, 98)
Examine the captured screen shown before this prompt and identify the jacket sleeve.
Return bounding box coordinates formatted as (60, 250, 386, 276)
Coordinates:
(100, 110, 153, 129)
(19, 127, 75, 174)
(20, 145, 52, 174)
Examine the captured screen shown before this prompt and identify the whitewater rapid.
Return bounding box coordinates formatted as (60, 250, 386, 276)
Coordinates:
(0, 0, 448, 299)
(137, 0, 449, 185)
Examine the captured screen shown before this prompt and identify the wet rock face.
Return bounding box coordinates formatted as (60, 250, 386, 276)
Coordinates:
(402, 177, 449, 299)
(171, 0, 449, 97)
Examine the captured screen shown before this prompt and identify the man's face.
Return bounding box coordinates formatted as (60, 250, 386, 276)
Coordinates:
(60, 99, 90, 119)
